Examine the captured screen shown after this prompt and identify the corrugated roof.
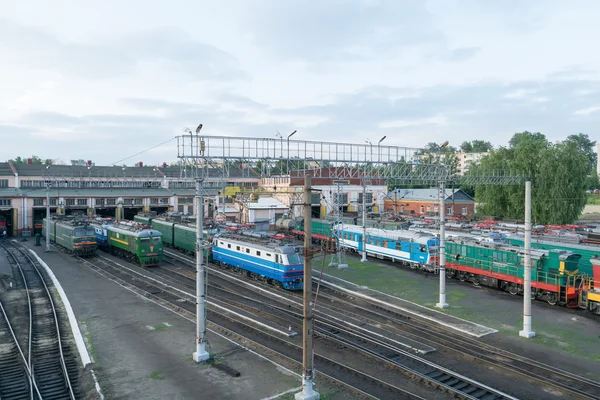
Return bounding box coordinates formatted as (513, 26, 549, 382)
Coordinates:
(0, 188, 22, 197)
(217, 206, 239, 213)
(388, 188, 474, 203)
(0, 163, 13, 176)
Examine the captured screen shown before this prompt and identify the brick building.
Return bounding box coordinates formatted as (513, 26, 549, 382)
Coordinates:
(384, 188, 476, 217)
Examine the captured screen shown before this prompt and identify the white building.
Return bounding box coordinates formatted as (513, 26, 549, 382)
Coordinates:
(241, 197, 289, 228)
(456, 152, 489, 176)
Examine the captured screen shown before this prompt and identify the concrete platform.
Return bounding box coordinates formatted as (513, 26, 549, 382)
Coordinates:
(315, 273, 498, 338)
(22, 241, 307, 400)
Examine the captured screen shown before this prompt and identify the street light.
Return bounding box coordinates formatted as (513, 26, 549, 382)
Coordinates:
(377, 136, 386, 162)
(287, 130, 297, 173)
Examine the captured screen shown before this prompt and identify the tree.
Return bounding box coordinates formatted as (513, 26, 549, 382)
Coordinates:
(460, 140, 493, 153)
(474, 132, 589, 224)
(9, 155, 52, 165)
(566, 133, 596, 174)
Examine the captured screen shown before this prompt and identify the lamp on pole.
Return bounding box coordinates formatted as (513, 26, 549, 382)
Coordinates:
(436, 140, 449, 309)
(378, 136, 386, 163)
(287, 130, 297, 173)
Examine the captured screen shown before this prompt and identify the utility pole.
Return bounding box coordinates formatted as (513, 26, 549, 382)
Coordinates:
(361, 183, 367, 262)
(436, 180, 448, 308)
(296, 175, 319, 400)
(193, 178, 210, 362)
(45, 184, 51, 252)
(519, 181, 535, 338)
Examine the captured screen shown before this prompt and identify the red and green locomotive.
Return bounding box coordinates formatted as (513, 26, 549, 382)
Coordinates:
(107, 220, 164, 267)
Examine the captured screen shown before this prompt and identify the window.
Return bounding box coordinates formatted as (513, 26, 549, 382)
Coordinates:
(462, 207, 468, 215)
(236, 246, 240, 251)
(0, 199, 11, 206)
(266, 253, 271, 257)
(160, 198, 169, 205)
(396, 242, 402, 250)
(49, 198, 57, 206)
(133, 198, 143, 205)
(426, 206, 431, 212)
(178, 205, 184, 212)
(0, 179, 8, 188)
(400, 205, 404, 212)
(106, 198, 116, 205)
(34, 199, 44, 206)
(77, 199, 87, 206)
(66, 199, 75, 206)
(246, 248, 250, 253)
(447, 207, 452, 214)
(219, 241, 224, 245)
(256, 251, 261, 256)
(227, 244, 231, 248)
(96, 198, 105, 206)
(153, 237, 160, 242)
(124, 198, 132, 205)
(420, 205, 424, 213)
(150, 198, 159, 205)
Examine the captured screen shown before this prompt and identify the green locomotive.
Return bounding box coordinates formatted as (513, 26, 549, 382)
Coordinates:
(107, 220, 163, 266)
(444, 237, 584, 306)
(145, 215, 217, 256)
(507, 234, 598, 277)
(43, 217, 97, 256)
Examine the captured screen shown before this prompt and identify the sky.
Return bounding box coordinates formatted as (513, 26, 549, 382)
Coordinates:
(1, 0, 600, 166)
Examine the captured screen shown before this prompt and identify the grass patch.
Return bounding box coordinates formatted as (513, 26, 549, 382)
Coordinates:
(153, 322, 171, 331)
(149, 371, 164, 380)
(586, 194, 600, 205)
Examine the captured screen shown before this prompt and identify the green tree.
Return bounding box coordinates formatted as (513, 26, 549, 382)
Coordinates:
(9, 155, 52, 165)
(474, 132, 589, 224)
(460, 140, 493, 153)
(566, 133, 596, 173)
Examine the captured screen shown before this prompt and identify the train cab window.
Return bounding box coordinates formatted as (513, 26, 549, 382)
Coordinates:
(383, 240, 388, 248)
(420, 245, 426, 252)
(140, 238, 150, 242)
(153, 237, 160, 242)
(256, 251, 261, 256)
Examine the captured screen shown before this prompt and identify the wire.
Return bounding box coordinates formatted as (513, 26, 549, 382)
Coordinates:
(108, 137, 177, 167)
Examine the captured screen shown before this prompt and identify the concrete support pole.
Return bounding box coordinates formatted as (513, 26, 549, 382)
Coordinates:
(519, 181, 535, 338)
(193, 179, 210, 362)
(296, 176, 319, 400)
(361, 184, 367, 262)
(436, 180, 448, 308)
(45, 186, 51, 252)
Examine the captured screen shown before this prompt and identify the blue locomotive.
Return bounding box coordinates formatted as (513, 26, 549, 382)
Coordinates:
(211, 233, 304, 290)
(335, 224, 440, 272)
(90, 217, 115, 251)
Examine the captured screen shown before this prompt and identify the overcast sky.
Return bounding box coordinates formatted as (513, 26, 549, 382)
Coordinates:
(1, 0, 599, 166)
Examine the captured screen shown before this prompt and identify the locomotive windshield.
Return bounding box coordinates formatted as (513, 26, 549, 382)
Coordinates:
(287, 253, 302, 264)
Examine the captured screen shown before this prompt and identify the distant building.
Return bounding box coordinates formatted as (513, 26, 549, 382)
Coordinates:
(241, 197, 288, 229)
(384, 188, 476, 217)
(456, 152, 489, 176)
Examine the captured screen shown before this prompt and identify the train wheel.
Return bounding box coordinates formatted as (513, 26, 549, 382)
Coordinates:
(547, 293, 558, 306)
(446, 269, 455, 279)
(274, 281, 284, 289)
(472, 275, 481, 286)
(458, 272, 467, 282)
(531, 288, 538, 300)
(508, 284, 519, 295)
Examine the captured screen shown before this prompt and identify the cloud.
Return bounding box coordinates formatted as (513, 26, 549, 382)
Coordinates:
(446, 47, 481, 62)
(379, 115, 450, 129)
(0, 18, 245, 81)
(573, 106, 600, 116)
(244, 0, 444, 61)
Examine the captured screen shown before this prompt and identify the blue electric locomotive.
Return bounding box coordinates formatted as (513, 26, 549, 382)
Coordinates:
(211, 233, 304, 290)
(335, 224, 440, 271)
(90, 217, 115, 251)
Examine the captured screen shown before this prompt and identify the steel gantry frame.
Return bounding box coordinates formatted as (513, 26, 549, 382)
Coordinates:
(177, 133, 531, 399)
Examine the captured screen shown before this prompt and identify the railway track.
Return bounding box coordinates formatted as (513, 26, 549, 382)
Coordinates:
(163, 248, 600, 400)
(158, 251, 521, 399)
(312, 281, 600, 400)
(0, 241, 78, 400)
(79, 254, 430, 399)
